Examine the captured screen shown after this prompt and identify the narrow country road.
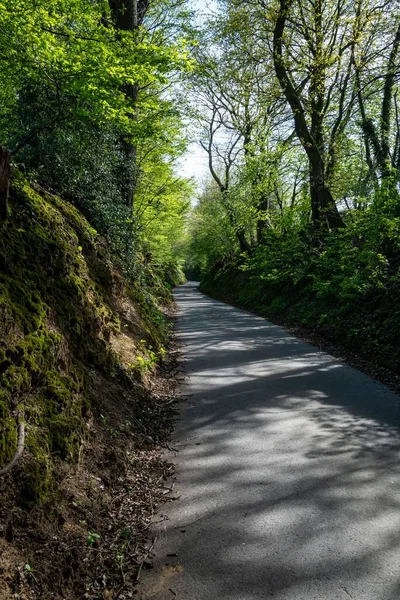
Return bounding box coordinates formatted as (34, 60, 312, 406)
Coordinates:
(139, 282, 400, 600)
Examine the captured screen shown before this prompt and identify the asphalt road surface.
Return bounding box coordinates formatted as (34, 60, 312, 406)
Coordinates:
(138, 282, 400, 600)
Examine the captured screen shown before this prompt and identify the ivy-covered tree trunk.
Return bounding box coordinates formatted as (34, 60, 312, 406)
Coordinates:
(310, 159, 344, 229)
(109, 0, 150, 208)
(256, 195, 270, 243)
(223, 193, 251, 253)
(0, 146, 10, 221)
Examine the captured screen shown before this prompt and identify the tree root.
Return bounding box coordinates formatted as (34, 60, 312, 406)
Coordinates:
(0, 417, 25, 476)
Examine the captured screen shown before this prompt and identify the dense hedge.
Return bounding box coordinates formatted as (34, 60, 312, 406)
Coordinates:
(200, 200, 400, 373)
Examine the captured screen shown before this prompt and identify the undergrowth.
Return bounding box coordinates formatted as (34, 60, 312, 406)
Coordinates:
(200, 203, 400, 372)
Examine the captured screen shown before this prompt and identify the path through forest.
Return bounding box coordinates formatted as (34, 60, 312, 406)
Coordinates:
(138, 282, 400, 600)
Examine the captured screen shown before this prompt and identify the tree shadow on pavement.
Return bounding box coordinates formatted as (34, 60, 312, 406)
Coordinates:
(145, 284, 400, 600)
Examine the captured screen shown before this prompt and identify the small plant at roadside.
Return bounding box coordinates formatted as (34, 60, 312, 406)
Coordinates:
(129, 340, 165, 376)
(87, 531, 100, 546)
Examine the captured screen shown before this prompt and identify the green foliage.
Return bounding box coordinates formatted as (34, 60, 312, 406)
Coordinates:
(199, 184, 400, 370)
(0, 0, 191, 147)
(186, 0, 400, 375)
(184, 183, 239, 275)
(133, 143, 193, 280)
(0, 0, 194, 291)
(87, 531, 101, 546)
(0, 0, 188, 518)
(129, 339, 166, 377)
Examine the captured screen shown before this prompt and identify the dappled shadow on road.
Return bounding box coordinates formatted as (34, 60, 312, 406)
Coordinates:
(158, 284, 400, 599)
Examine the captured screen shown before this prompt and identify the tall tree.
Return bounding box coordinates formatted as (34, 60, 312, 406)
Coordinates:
(192, 18, 283, 251)
(109, 0, 151, 207)
(352, 3, 400, 183)
(272, 0, 367, 228)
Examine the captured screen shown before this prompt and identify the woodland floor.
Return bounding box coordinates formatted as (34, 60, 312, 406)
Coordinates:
(0, 307, 184, 600)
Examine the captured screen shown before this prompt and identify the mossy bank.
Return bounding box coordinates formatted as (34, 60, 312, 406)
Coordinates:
(0, 172, 180, 598)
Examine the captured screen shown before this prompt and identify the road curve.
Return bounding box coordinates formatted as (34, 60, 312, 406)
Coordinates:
(139, 282, 400, 600)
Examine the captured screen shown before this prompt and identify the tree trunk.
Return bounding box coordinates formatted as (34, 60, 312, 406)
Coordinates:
(237, 229, 251, 253)
(256, 194, 270, 243)
(256, 220, 266, 244)
(112, 0, 136, 29)
(273, 0, 344, 230)
(224, 198, 251, 253)
(380, 21, 400, 178)
(354, 22, 400, 183)
(0, 146, 10, 222)
(310, 159, 343, 229)
(109, 0, 149, 208)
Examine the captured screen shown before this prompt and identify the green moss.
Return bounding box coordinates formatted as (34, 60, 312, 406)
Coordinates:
(0, 171, 171, 507)
(0, 172, 125, 504)
(0, 403, 17, 467)
(48, 414, 82, 458)
(19, 431, 53, 507)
